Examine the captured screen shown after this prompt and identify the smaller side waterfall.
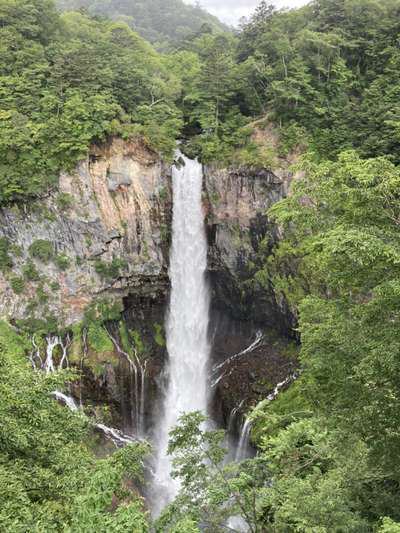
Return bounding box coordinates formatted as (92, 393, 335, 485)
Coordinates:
(30, 333, 72, 372)
(52, 391, 78, 411)
(235, 419, 252, 461)
(233, 375, 297, 462)
(31, 329, 142, 448)
(52, 390, 137, 447)
(211, 330, 263, 389)
(105, 325, 147, 438)
(94, 423, 137, 447)
(227, 400, 244, 433)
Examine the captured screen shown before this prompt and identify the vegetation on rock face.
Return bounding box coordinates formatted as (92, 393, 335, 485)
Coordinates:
(55, 253, 70, 271)
(94, 257, 128, 280)
(22, 260, 40, 281)
(0, 321, 149, 531)
(87, 322, 114, 353)
(0, 238, 12, 271)
(28, 240, 54, 263)
(10, 276, 25, 295)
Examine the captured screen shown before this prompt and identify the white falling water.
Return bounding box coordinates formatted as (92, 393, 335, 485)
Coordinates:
(52, 391, 79, 411)
(52, 391, 136, 447)
(235, 418, 252, 461)
(151, 153, 210, 515)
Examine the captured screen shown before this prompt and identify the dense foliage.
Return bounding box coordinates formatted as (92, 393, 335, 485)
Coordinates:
(2, 0, 400, 530)
(4, 0, 400, 204)
(57, 0, 227, 48)
(158, 152, 400, 530)
(235, 0, 400, 161)
(0, 0, 181, 203)
(171, 0, 400, 163)
(151, 1, 400, 530)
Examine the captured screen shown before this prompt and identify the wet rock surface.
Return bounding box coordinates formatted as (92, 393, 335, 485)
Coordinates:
(204, 164, 299, 430)
(204, 165, 294, 332)
(208, 308, 298, 430)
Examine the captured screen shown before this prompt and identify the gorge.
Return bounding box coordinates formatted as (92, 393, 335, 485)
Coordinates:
(0, 135, 296, 517)
(3, 0, 400, 529)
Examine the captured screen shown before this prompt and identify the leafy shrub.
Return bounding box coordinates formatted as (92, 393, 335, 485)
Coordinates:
(233, 141, 276, 169)
(28, 240, 54, 263)
(94, 257, 127, 279)
(380, 519, 400, 533)
(119, 321, 132, 354)
(154, 323, 165, 347)
(55, 253, 70, 271)
(9, 244, 23, 257)
(84, 298, 123, 323)
(88, 322, 114, 353)
(279, 122, 309, 156)
(22, 261, 40, 281)
(36, 285, 49, 304)
(56, 192, 74, 211)
(50, 281, 60, 291)
(10, 276, 25, 294)
(0, 238, 12, 271)
(131, 330, 144, 354)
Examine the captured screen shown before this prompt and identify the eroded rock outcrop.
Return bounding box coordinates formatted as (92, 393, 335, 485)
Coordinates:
(205, 164, 293, 329)
(0, 138, 171, 325)
(204, 160, 300, 424)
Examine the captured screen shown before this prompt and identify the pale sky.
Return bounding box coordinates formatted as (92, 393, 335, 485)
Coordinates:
(185, 0, 309, 25)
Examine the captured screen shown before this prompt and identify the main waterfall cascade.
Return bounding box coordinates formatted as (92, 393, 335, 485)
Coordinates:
(151, 153, 211, 515)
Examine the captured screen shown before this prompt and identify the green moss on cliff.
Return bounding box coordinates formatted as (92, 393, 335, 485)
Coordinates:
(29, 240, 54, 263)
(0, 238, 12, 271)
(153, 323, 165, 347)
(87, 323, 113, 354)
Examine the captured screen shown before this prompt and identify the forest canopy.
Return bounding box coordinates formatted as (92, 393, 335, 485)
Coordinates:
(2, 0, 400, 203)
(57, 0, 228, 47)
(0, 0, 182, 204)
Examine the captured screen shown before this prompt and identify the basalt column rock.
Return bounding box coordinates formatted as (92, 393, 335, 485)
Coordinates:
(204, 163, 299, 426)
(204, 165, 292, 331)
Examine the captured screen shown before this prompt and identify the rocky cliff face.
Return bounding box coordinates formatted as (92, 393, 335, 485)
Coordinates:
(0, 138, 171, 325)
(205, 164, 293, 330)
(0, 136, 298, 434)
(204, 164, 298, 426)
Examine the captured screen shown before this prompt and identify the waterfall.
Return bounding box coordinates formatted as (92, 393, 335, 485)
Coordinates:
(235, 418, 252, 461)
(227, 399, 244, 433)
(105, 326, 147, 437)
(52, 391, 79, 411)
(139, 359, 147, 437)
(94, 423, 136, 447)
(52, 391, 136, 447)
(151, 153, 210, 515)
